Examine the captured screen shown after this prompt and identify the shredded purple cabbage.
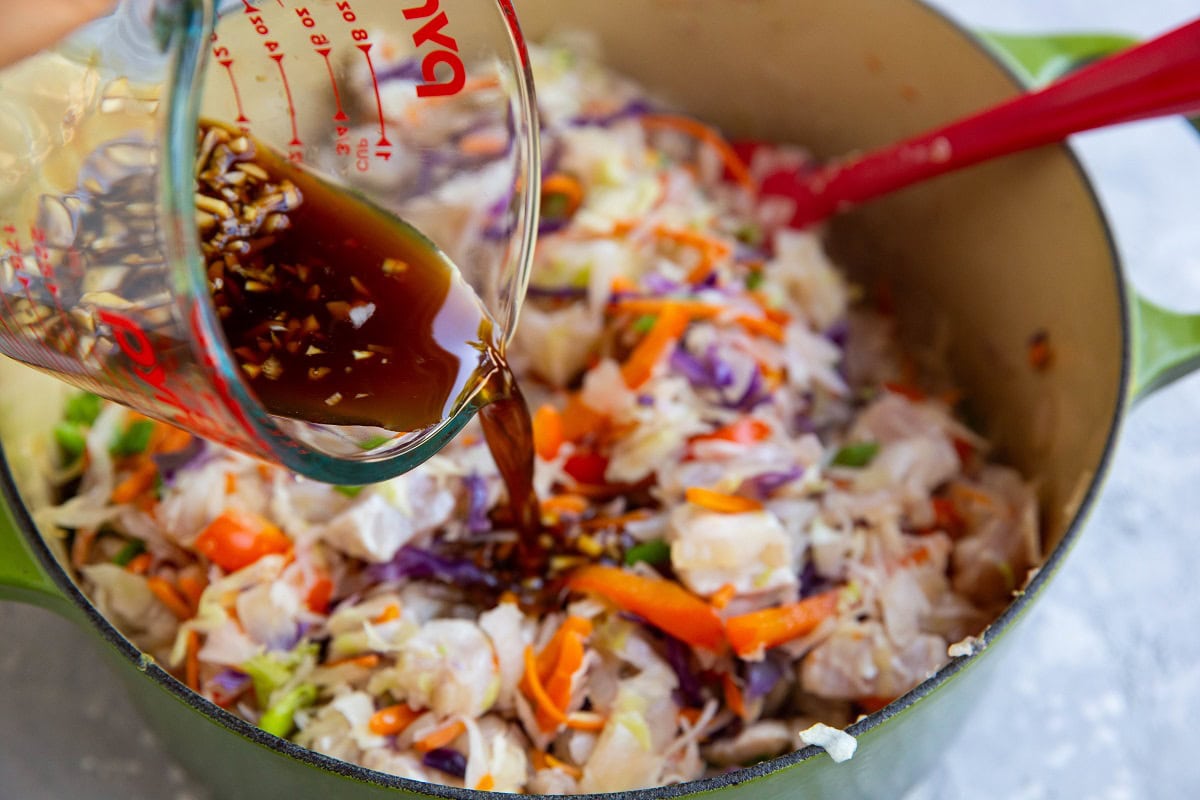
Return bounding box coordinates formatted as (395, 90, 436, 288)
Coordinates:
(642, 273, 682, 295)
(664, 635, 705, 708)
(210, 667, 251, 695)
(637, 393, 655, 407)
(152, 437, 207, 485)
(464, 473, 491, 534)
(742, 466, 804, 499)
(369, 546, 499, 590)
(670, 344, 736, 391)
(726, 367, 770, 411)
(799, 559, 834, 599)
(422, 747, 467, 778)
(568, 98, 655, 127)
(743, 651, 787, 700)
(376, 58, 423, 84)
(267, 621, 302, 653)
(824, 319, 850, 349)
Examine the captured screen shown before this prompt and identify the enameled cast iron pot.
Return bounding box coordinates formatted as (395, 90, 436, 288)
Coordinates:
(3, 1, 1200, 797)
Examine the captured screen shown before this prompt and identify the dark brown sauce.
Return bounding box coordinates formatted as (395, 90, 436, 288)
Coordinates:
(196, 122, 542, 564)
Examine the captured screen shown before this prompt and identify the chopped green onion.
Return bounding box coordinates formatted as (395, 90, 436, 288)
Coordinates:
(735, 224, 763, 247)
(358, 435, 392, 451)
(334, 485, 365, 498)
(744, 271, 765, 291)
(110, 419, 155, 457)
(111, 538, 146, 567)
(53, 422, 87, 462)
(624, 538, 671, 567)
(64, 392, 102, 426)
(258, 683, 318, 738)
(831, 441, 880, 468)
(241, 643, 319, 707)
(632, 314, 658, 334)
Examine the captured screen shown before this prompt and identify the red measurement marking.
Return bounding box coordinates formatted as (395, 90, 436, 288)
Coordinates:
(270, 54, 303, 147)
(356, 43, 391, 148)
(241, 1, 259, 13)
(220, 60, 250, 125)
(495, 0, 531, 69)
(315, 48, 349, 122)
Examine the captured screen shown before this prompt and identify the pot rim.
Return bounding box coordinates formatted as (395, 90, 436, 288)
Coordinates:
(0, 1, 1132, 797)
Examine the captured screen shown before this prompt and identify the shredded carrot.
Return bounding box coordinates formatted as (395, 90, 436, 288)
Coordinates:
(70, 529, 96, 569)
(151, 422, 193, 455)
(678, 706, 704, 726)
(111, 458, 158, 504)
(224, 472, 238, 495)
(610, 297, 722, 321)
(733, 313, 786, 342)
(372, 603, 401, 624)
(858, 695, 895, 714)
(414, 719, 467, 753)
(883, 381, 925, 402)
(749, 291, 792, 325)
(475, 774, 496, 792)
(611, 297, 782, 342)
(543, 753, 583, 780)
(610, 274, 639, 294)
(722, 673, 748, 720)
(522, 645, 569, 728)
(324, 653, 381, 670)
(579, 509, 650, 531)
(459, 129, 509, 157)
(685, 487, 764, 514)
(532, 404, 565, 461)
(125, 552, 152, 575)
(542, 172, 585, 217)
(521, 616, 593, 731)
(541, 493, 590, 517)
(368, 703, 421, 736)
(177, 573, 207, 613)
(692, 418, 773, 445)
(540, 628, 586, 730)
(621, 302, 691, 389)
(566, 565, 725, 651)
(725, 590, 839, 658)
(185, 629, 201, 691)
(194, 509, 292, 572)
(565, 711, 607, 732)
(305, 576, 334, 614)
(949, 482, 994, 509)
(147, 576, 193, 621)
(710, 583, 737, 610)
(640, 113, 756, 192)
(560, 392, 609, 443)
(929, 497, 966, 537)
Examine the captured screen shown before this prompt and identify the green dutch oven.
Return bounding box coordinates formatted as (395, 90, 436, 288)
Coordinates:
(3, 1, 1199, 797)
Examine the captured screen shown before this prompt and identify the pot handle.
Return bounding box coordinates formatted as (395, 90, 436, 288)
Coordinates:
(981, 31, 1200, 401)
(0, 483, 73, 614)
(1129, 294, 1200, 401)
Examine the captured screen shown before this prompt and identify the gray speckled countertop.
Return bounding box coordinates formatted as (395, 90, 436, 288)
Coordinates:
(3, 1, 1200, 798)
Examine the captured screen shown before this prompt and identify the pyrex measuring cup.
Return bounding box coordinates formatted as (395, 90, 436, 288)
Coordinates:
(0, 0, 539, 484)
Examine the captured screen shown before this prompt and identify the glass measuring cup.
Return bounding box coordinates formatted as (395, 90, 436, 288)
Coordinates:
(0, 0, 539, 484)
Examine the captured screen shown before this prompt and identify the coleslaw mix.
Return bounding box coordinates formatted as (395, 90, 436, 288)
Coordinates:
(40, 37, 1041, 793)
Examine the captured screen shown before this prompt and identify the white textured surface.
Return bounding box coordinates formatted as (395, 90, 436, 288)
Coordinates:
(2, 1, 1200, 797)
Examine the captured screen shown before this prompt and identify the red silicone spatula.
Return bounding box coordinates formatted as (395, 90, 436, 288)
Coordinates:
(761, 17, 1200, 228)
